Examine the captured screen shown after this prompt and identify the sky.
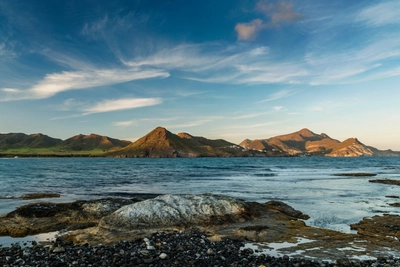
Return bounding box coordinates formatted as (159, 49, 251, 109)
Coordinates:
(1, 0, 400, 150)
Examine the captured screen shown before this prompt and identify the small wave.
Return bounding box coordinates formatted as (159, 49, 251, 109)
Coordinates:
(384, 167, 400, 170)
(311, 213, 351, 228)
(0, 195, 15, 199)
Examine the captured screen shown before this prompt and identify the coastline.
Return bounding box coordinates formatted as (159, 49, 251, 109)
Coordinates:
(1, 194, 400, 263)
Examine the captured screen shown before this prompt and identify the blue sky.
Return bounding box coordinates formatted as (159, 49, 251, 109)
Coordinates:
(1, 0, 400, 150)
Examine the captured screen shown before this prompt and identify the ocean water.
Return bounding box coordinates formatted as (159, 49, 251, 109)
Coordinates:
(1, 157, 400, 233)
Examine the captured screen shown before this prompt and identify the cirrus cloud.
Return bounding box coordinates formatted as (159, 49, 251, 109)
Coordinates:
(0, 67, 169, 101)
(357, 1, 400, 27)
(83, 97, 162, 115)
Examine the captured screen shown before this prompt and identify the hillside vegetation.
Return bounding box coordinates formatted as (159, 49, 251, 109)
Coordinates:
(1, 127, 398, 157)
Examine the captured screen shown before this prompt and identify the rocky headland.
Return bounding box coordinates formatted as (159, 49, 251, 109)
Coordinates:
(2, 194, 400, 265)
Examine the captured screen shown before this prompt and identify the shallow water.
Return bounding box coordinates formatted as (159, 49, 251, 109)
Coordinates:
(1, 157, 400, 234)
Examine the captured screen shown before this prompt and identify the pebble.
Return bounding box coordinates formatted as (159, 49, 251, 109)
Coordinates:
(1, 230, 400, 267)
(52, 246, 65, 253)
(159, 252, 168, 259)
(207, 248, 215, 255)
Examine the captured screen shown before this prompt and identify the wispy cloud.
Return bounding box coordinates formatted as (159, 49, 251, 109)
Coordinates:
(305, 36, 400, 85)
(357, 1, 400, 27)
(129, 43, 307, 85)
(1, 88, 19, 93)
(83, 97, 162, 115)
(81, 15, 109, 38)
(113, 116, 187, 127)
(0, 68, 169, 101)
(0, 42, 16, 58)
(165, 120, 211, 129)
(113, 120, 135, 127)
(259, 89, 294, 102)
(273, 106, 284, 111)
(233, 111, 272, 119)
(56, 98, 87, 111)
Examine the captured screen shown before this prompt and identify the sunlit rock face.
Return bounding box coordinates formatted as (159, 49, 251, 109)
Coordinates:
(327, 138, 374, 157)
(100, 194, 247, 229)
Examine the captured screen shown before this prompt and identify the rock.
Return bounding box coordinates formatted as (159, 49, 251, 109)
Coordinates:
(350, 214, 400, 239)
(370, 179, 400, 186)
(21, 193, 61, 200)
(264, 200, 310, 219)
(207, 248, 215, 255)
(159, 252, 168, 259)
(52, 246, 65, 253)
(333, 173, 377, 177)
(0, 198, 136, 237)
(100, 194, 247, 229)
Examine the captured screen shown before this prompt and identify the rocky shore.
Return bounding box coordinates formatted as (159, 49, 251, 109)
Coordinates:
(2, 230, 400, 267)
(1, 194, 400, 265)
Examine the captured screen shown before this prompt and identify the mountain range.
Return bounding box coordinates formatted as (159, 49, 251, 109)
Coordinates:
(0, 127, 398, 157)
(239, 128, 374, 157)
(0, 133, 130, 155)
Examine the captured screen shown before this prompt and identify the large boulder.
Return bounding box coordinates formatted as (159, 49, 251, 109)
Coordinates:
(100, 194, 248, 229)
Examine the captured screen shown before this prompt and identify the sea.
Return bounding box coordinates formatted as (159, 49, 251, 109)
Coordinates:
(1, 156, 400, 234)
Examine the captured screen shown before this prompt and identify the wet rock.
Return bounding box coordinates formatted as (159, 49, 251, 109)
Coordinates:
(0, 198, 137, 237)
(370, 179, 400, 186)
(333, 173, 377, 177)
(21, 193, 61, 200)
(264, 200, 310, 219)
(351, 214, 400, 240)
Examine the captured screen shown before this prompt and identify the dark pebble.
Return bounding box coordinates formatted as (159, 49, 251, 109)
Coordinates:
(0, 230, 399, 267)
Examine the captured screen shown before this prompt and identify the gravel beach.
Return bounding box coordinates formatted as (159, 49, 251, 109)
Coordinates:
(1, 230, 400, 267)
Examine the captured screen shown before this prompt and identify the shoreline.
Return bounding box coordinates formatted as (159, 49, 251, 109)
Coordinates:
(1, 194, 400, 262)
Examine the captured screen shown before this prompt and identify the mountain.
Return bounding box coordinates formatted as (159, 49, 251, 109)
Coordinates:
(0, 133, 62, 150)
(239, 128, 385, 157)
(367, 146, 400, 157)
(240, 128, 341, 156)
(58, 134, 131, 151)
(326, 138, 373, 157)
(108, 127, 251, 158)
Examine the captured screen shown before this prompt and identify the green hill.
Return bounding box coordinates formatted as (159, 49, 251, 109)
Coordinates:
(0, 133, 62, 150)
(58, 134, 131, 152)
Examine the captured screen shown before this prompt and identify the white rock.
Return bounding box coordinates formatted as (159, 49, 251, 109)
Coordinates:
(52, 246, 65, 253)
(159, 252, 168, 259)
(206, 248, 215, 255)
(100, 194, 246, 229)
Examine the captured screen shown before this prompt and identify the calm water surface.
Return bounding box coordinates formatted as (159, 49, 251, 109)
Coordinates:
(1, 157, 400, 232)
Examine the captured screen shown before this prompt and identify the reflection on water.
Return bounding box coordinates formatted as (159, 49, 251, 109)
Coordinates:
(0, 231, 59, 247)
